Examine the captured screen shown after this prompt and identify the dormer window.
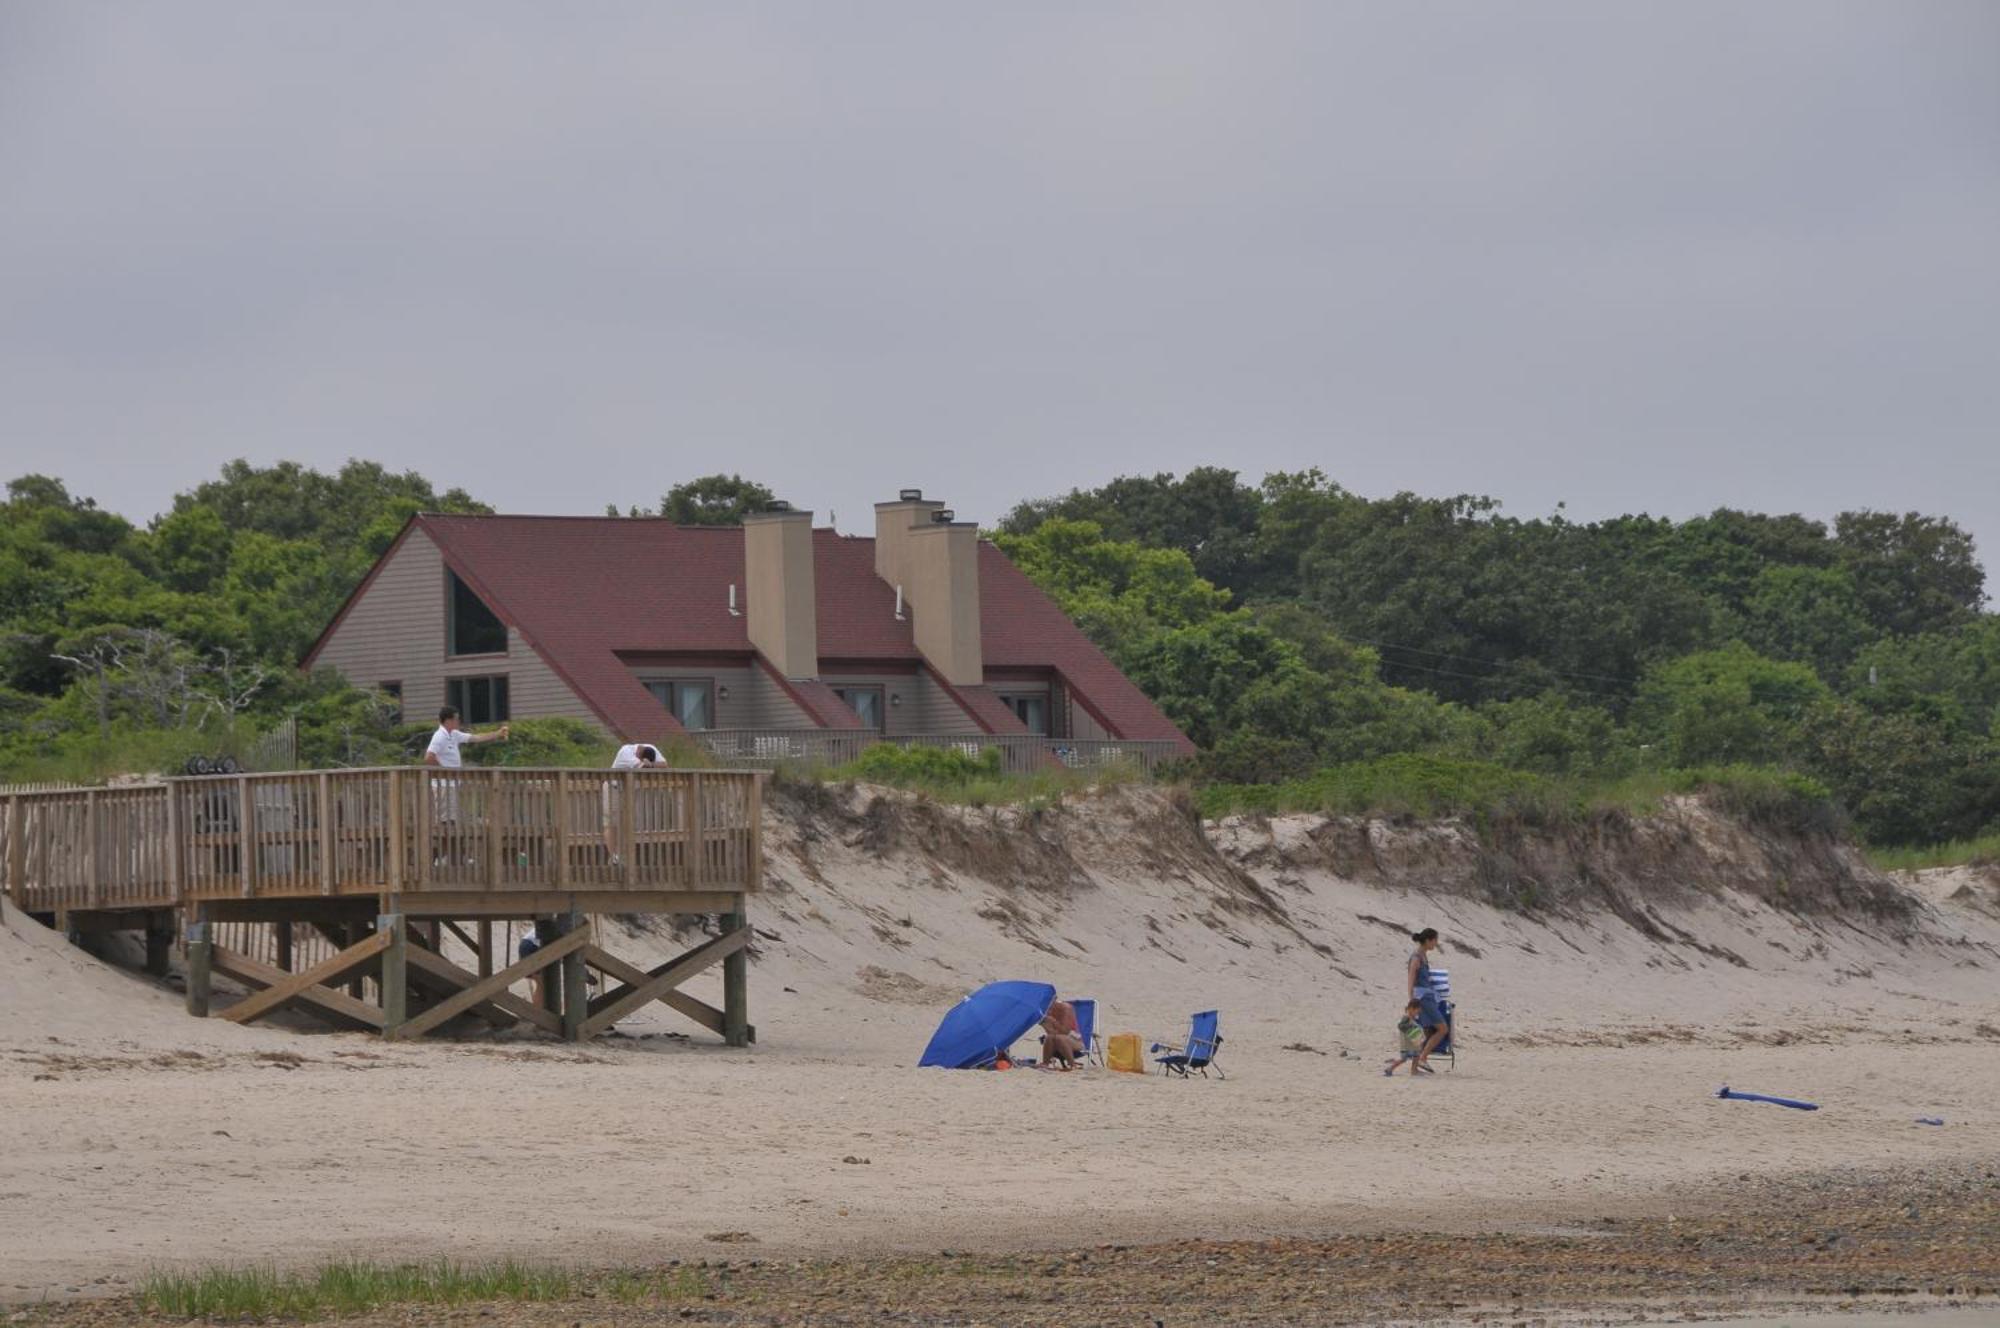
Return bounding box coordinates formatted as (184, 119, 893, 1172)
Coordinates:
(448, 569, 507, 656)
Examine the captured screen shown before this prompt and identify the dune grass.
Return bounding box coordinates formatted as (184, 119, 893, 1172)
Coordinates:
(1196, 755, 1841, 836)
(1863, 832, 2000, 873)
(797, 741, 1153, 808)
(136, 1259, 710, 1319)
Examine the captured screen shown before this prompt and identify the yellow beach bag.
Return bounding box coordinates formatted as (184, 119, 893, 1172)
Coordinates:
(1107, 1032, 1144, 1074)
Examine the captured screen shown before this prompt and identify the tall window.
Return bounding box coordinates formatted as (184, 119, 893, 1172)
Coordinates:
(644, 679, 713, 730)
(448, 570, 507, 656)
(446, 675, 510, 724)
(1001, 693, 1049, 736)
(833, 686, 885, 731)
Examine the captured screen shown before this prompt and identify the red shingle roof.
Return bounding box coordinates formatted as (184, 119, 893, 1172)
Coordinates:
(308, 514, 1192, 751)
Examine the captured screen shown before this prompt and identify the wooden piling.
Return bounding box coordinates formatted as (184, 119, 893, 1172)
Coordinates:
(185, 909, 212, 1017)
(560, 905, 587, 1041)
(379, 912, 407, 1035)
(723, 897, 750, 1048)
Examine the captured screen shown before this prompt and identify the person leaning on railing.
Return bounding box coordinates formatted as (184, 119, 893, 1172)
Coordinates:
(602, 741, 662, 865)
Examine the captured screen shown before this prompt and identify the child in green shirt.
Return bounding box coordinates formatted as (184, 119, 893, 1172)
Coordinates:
(1383, 999, 1425, 1076)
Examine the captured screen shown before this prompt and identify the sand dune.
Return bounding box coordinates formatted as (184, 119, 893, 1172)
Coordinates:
(3, 786, 1996, 1302)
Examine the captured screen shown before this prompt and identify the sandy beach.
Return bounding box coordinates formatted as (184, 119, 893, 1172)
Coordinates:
(5, 787, 1998, 1323)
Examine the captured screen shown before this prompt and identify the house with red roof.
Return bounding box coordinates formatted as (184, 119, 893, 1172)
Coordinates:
(303, 490, 1193, 766)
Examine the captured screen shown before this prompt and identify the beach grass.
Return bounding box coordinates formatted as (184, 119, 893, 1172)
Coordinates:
(137, 1259, 603, 1319)
(1863, 832, 2000, 873)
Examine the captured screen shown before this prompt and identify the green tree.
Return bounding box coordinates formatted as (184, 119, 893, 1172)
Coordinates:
(1632, 644, 1830, 767)
(661, 474, 777, 526)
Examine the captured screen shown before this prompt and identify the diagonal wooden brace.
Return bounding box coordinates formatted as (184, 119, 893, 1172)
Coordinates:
(210, 944, 385, 1031)
(404, 944, 560, 1035)
(389, 923, 592, 1040)
(583, 944, 755, 1044)
(581, 927, 748, 1040)
(219, 930, 392, 1026)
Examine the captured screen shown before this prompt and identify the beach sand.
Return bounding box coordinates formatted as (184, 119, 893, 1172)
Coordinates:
(3, 788, 1997, 1323)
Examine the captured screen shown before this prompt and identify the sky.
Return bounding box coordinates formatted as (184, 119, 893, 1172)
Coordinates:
(3, 3, 1997, 573)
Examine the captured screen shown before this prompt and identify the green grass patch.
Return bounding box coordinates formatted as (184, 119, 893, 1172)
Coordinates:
(1197, 755, 1842, 836)
(1863, 832, 2000, 872)
(138, 1259, 591, 1319)
(809, 741, 1149, 808)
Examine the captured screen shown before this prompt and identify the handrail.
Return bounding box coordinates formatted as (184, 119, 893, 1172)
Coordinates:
(3, 766, 763, 914)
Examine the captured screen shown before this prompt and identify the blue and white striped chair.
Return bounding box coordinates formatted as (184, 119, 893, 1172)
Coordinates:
(1425, 967, 1456, 1070)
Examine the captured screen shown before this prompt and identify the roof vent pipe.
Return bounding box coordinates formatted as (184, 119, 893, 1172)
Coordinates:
(728, 583, 741, 617)
(894, 584, 905, 621)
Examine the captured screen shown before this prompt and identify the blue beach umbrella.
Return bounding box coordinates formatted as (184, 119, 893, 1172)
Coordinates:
(918, 980, 1056, 1069)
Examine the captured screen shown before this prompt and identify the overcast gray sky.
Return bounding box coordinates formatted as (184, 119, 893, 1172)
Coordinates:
(3, 3, 1997, 575)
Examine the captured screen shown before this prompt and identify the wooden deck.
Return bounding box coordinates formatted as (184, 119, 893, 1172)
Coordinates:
(3, 767, 763, 1045)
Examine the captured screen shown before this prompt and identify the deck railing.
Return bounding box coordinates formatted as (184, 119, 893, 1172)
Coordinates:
(3, 766, 763, 915)
(693, 729, 1182, 774)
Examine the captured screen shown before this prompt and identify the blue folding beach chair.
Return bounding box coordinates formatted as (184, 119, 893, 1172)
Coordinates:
(1070, 998, 1103, 1066)
(1426, 967, 1456, 1071)
(1152, 1010, 1224, 1078)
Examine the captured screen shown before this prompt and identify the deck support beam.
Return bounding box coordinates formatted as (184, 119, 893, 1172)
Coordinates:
(724, 899, 751, 1048)
(379, 912, 407, 1034)
(184, 909, 212, 1017)
(560, 906, 587, 1042)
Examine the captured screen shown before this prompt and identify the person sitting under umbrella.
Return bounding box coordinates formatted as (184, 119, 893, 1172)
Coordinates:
(1040, 996, 1083, 1070)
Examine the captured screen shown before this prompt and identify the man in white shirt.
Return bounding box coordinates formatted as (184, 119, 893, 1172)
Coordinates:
(603, 742, 662, 861)
(423, 706, 508, 835)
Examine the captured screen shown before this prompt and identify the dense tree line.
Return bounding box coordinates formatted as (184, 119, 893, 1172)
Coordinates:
(3, 461, 1995, 847)
(997, 470, 1999, 846)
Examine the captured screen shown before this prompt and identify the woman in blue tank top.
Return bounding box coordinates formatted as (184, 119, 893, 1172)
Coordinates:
(1405, 927, 1448, 1072)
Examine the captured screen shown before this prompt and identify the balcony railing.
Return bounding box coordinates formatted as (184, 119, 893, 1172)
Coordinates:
(691, 729, 1182, 775)
(2, 766, 764, 915)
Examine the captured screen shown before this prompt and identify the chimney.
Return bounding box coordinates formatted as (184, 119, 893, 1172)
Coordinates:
(743, 503, 819, 678)
(873, 488, 943, 592)
(904, 507, 984, 687)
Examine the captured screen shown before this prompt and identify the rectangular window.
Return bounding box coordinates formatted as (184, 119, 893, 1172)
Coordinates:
(447, 570, 508, 657)
(445, 675, 510, 725)
(1002, 693, 1050, 736)
(644, 679, 713, 731)
(833, 686, 885, 731)
(379, 681, 403, 724)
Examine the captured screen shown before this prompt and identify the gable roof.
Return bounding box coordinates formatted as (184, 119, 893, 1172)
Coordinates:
(307, 514, 1192, 749)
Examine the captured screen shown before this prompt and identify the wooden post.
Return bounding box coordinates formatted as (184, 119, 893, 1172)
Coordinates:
(687, 772, 705, 885)
(560, 905, 587, 1041)
(387, 769, 405, 892)
(680, 775, 698, 884)
(485, 768, 502, 885)
(236, 776, 254, 898)
(553, 771, 570, 888)
(185, 907, 213, 1017)
(723, 896, 750, 1048)
(317, 772, 335, 894)
(5, 795, 23, 910)
(620, 772, 636, 885)
(164, 784, 183, 907)
(379, 911, 407, 1035)
(275, 920, 294, 972)
(145, 911, 173, 977)
(84, 789, 101, 909)
(748, 773, 764, 892)
(477, 920, 493, 979)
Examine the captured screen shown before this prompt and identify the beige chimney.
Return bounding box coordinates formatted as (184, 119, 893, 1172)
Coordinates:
(904, 513, 984, 687)
(873, 489, 943, 592)
(743, 505, 819, 678)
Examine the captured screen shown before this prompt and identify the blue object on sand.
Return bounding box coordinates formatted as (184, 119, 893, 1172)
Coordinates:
(1716, 1085, 1819, 1111)
(919, 980, 1056, 1069)
(1916, 1116, 1945, 1126)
